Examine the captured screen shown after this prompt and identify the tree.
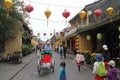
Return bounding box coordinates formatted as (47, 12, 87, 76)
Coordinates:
(0, 0, 28, 53)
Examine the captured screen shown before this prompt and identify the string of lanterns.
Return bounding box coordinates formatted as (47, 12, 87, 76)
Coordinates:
(4, 0, 115, 40)
(34, 31, 61, 37)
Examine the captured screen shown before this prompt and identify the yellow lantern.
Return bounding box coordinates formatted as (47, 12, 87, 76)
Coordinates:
(106, 7, 114, 15)
(50, 33, 52, 36)
(37, 33, 40, 37)
(79, 10, 86, 19)
(44, 9, 51, 27)
(44, 9, 51, 19)
(79, 10, 86, 24)
(4, 0, 12, 8)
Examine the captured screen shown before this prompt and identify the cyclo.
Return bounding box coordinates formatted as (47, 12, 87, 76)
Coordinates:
(37, 50, 55, 74)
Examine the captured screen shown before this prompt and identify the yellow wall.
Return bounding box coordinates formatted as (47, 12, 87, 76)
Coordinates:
(3, 25, 22, 58)
(79, 33, 92, 52)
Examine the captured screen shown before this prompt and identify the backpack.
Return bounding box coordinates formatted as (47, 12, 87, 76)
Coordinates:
(96, 62, 107, 77)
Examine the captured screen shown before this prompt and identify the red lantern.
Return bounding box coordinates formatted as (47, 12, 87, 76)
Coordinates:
(43, 33, 46, 36)
(66, 29, 69, 32)
(62, 9, 70, 19)
(30, 31, 33, 36)
(56, 32, 58, 35)
(94, 9, 102, 17)
(25, 4, 34, 13)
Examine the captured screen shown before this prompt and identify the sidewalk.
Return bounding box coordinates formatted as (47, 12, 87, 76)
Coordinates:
(0, 53, 35, 80)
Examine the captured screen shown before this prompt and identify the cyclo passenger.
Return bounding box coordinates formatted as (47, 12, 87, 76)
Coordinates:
(40, 42, 53, 63)
(44, 42, 52, 50)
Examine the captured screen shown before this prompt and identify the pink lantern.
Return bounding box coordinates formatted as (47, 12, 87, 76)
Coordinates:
(25, 4, 34, 13)
(62, 9, 70, 19)
(94, 9, 102, 17)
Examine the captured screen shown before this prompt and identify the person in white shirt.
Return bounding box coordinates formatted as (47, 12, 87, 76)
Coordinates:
(92, 53, 105, 80)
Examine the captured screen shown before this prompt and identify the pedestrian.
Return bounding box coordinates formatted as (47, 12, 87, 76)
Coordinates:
(44, 42, 52, 50)
(106, 60, 118, 80)
(73, 50, 82, 72)
(81, 52, 86, 70)
(60, 45, 63, 59)
(63, 45, 67, 59)
(58, 62, 67, 80)
(92, 53, 106, 80)
(102, 44, 110, 70)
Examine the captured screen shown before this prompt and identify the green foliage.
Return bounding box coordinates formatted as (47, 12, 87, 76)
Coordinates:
(0, 0, 28, 41)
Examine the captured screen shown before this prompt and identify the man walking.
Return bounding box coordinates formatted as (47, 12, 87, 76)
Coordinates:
(63, 46, 67, 59)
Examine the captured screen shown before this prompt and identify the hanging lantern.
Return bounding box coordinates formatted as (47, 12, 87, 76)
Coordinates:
(76, 42, 79, 45)
(44, 9, 51, 19)
(44, 9, 51, 27)
(118, 27, 120, 32)
(118, 35, 120, 39)
(62, 9, 70, 19)
(43, 33, 46, 36)
(37, 33, 40, 37)
(56, 32, 58, 35)
(50, 33, 52, 36)
(79, 10, 86, 24)
(94, 9, 102, 17)
(4, 0, 12, 8)
(106, 7, 114, 15)
(25, 4, 34, 13)
(76, 39, 79, 42)
(76, 36, 79, 38)
(62, 9, 70, 25)
(76, 46, 79, 50)
(66, 29, 69, 32)
(97, 33, 102, 40)
(79, 10, 86, 19)
(86, 35, 91, 40)
(30, 31, 33, 36)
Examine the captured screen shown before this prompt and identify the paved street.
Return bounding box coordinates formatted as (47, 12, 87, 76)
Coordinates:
(0, 51, 120, 80)
(0, 52, 93, 80)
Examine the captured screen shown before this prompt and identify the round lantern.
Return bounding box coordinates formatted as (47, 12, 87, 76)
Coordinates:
(97, 33, 102, 40)
(76, 39, 79, 42)
(37, 33, 40, 37)
(56, 32, 58, 35)
(62, 9, 70, 19)
(44, 9, 51, 26)
(30, 31, 33, 36)
(4, 0, 12, 8)
(79, 10, 86, 19)
(94, 9, 102, 17)
(44, 9, 51, 19)
(76, 35, 79, 38)
(66, 29, 69, 32)
(118, 27, 120, 32)
(43, 33, 46, 36)
(106, 7, 114, 15)
(86, 35, 91, 40)
(25, 4, 34, 13)
(50, 33, 52, 36)
(76, 46, 79, 50)
(76, 42, 79, 45)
